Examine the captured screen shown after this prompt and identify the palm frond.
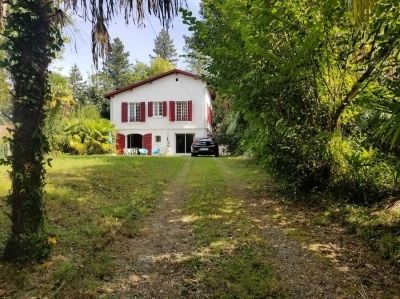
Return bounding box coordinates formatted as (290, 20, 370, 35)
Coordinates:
(62, 0, 183, 67)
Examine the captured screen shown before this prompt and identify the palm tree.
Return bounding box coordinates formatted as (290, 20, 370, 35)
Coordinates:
(0, 0, 182, 263)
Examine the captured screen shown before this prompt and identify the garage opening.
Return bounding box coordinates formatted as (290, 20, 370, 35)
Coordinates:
(176, 134, 194, 154)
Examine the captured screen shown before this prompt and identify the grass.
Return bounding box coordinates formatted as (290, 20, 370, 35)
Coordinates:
(0, 155, 398, 297)
(0, 155, 185, 298)
(182, 158, 285, 298)
(321, 203, 400, 263)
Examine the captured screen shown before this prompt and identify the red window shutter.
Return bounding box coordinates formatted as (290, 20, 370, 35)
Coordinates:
(141, 102, 146, 122)
(116, 133, 125, 154)
(143, 133, 152, 155)
(148, 101, 153, 117)
(188, 100, 193, 121)
(169, 101, 175, 121)
(162, 101, 167, 117)
(121, 102, 128, 122)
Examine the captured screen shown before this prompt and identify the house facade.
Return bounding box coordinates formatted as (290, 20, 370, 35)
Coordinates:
(105, 69, 213, 155)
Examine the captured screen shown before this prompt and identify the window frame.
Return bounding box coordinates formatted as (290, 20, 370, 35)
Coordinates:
(129, 102, 141, 122)
(176, 101, 188, 121)
(153, 102, 163, 117)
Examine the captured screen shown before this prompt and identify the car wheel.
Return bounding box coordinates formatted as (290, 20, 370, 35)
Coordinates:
(191, 153, 197, 157)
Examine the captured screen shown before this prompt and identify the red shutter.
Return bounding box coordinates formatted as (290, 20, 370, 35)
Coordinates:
(162, 101, 167, 117)
(143, 133, 152, 155)
(141, 102, 146, 122)
(121, 102, 128, 122)
(188, 100, 193, 121)
(169, 101, 175, 121)
(116, 133, 125, 155)
(148, 101, 153, 117)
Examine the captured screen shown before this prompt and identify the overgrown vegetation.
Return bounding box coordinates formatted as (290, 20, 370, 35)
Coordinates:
(184, 0, 400, 203)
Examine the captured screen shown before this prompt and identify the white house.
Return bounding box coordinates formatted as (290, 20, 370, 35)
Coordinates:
(105, 69, 213, 155)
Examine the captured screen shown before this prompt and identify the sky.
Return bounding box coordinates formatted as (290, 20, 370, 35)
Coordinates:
(51, 0, 201, 79)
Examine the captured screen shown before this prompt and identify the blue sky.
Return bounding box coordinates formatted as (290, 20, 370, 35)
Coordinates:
(51, 0, 201, 79)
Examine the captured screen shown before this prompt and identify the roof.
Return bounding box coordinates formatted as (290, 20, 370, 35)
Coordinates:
(104, 69, 201, 99)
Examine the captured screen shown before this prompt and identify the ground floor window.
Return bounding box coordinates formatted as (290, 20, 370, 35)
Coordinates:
(155, 135, 161, 143)
(176, 134, 194, 154)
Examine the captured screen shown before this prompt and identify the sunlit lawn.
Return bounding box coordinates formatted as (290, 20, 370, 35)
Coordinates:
(0, 155, 186, 297)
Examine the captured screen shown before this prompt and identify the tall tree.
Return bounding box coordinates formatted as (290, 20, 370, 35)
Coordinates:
(0, 0, 181, 263)
(68, 64, 85, 105)
(103, 38, 131, 89)
(151, 28, 178, 64)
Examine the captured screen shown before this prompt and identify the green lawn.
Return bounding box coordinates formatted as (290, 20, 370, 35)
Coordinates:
(0, 156, 186, 297)
(0, 156, 398, 298)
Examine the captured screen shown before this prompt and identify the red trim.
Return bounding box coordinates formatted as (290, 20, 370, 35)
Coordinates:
(188, 100, 193, 121)
(169, 101, 175, 121)
(162, 101, 167, 117)
(116, 133, 125, 154)
(105, 69, 200, 99)
(140, 102, 146, 122)
(121, 102, 128, 122)
(148, 101, 153, 117)
(143, 133, 152, 155)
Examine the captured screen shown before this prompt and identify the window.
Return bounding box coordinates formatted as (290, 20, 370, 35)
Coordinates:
(155, 135, 161, 142)
(129, 103, 141, 122)
(176, 101, 188, 121)
(153, 102, 163, 117)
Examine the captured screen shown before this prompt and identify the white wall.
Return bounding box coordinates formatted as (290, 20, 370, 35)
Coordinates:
(109, 72, 211, 155)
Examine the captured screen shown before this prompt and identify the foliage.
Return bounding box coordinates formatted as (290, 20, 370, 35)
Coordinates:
(103, 38, 132, 89)
(48, 72, 75, 113)
(63, 117, 115, 155)
(150, 28, 178, 64)
(68, 64, 86, 106)
(0, 36, 10, 124)
(184, 0, 400, 202)
(148, 57, 175, 76)
(47, 105, 115, 155)
(0, 0, 181, 264)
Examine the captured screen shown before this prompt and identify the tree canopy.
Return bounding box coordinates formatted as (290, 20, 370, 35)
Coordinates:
(184, 0, 400, 200)
(151, 28, 178, 63)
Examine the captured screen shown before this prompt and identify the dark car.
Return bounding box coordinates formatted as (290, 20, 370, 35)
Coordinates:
(191, 137, 219, 157)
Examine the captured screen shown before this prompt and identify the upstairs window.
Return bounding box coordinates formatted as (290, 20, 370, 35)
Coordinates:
(129, 103, 141, 122)
(154, 102, 163, 117)
(176, 101, 188, 121)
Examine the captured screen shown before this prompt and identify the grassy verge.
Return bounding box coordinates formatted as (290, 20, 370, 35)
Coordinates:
(226, 158, 400, 265)
(0, 155, 185, 298)
(319, 202, 400, 263)
(182, 158, 285, 298)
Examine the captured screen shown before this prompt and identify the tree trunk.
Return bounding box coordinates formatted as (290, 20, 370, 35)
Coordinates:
(3, 0, 61, 263)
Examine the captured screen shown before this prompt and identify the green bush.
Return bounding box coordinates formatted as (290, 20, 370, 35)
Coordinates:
(46, 105, 116, 155)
